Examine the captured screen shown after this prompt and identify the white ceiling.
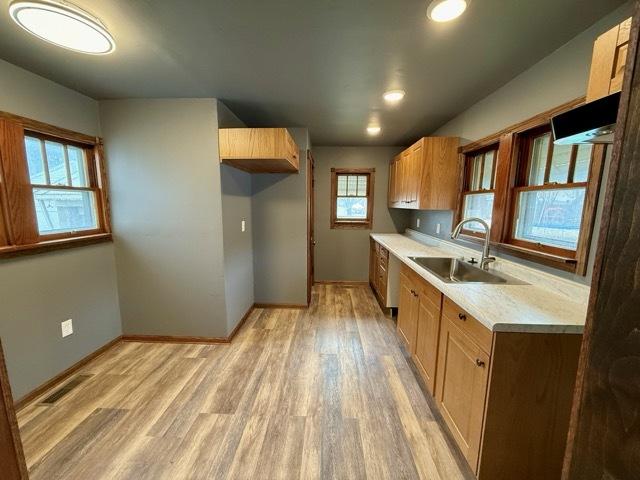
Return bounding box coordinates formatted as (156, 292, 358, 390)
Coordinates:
(0, 0, 628, 145)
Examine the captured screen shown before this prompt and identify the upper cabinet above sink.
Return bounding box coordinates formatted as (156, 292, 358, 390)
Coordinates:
(219, 128, 299, 173)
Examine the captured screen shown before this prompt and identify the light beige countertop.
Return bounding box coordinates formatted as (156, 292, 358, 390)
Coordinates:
(371, 232, 590, 334)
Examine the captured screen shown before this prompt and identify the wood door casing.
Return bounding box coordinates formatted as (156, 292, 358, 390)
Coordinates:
(436, 317, 490, 473)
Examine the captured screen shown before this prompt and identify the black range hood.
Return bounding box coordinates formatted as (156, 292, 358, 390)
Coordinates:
(551, 91, 620, 145)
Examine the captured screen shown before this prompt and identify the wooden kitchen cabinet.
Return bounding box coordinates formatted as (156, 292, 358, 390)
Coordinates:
(393, 266, 582, 479)
(219, 128, 299, 173)
(397, 266, 420, 352)
(436, 308, 491, 472)
(587, 17, 632, 102)
(369, 239, 392, 310)
(413, 279, 442, 394)
(387, 136, 459, 210)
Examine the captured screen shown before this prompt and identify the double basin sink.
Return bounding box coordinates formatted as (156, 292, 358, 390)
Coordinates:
(409, 256, 527, 285)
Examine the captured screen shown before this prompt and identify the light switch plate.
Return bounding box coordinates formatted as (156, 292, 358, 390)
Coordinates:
(241, 220, 246, 232)
(416, 218, 420, 228)
(436, 223, 441, 234)
(61, 319, 73, 338)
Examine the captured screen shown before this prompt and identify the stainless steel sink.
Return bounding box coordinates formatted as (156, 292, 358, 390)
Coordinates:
(409, 257, 527, 285)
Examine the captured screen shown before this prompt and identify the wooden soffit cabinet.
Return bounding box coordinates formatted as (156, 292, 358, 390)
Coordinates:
(587, 17, 632, 102)
(218, 128, 300, 173)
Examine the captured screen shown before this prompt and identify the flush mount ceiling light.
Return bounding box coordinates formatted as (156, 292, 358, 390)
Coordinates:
(367, 125, 382, 136)
(427, 0, 468, 22)
(9, 0, 115, 55)
(383, 90, 406, 103)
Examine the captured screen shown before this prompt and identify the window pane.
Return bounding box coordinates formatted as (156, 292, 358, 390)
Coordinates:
(45, 141, 69, 186)
(528, 134, 550, 186)
(336, 196, 367, 219)
(470, 155, 482, 190)
(481, 151, 495, 190)
(33, 188, 97, 234)
(461, 192, 494, 232)
(573, 144, 593, 183)
(25, 137, 46, 184)
(548, 144, 572, 184)
(346, 175, 358, 196)
(514, 187, 586, 250)
(357, 175, 367, 196)
(68, 146, 88, 187)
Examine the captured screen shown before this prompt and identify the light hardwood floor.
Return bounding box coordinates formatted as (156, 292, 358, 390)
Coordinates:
(17, 284, 473, 480)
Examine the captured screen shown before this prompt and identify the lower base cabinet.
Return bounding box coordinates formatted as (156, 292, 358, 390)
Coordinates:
(395, 264, 582, 479)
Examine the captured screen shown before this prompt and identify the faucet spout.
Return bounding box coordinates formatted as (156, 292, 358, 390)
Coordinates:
(451, 217, 495, 270)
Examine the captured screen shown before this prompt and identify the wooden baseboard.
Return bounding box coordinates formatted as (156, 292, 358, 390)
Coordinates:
(253, 303, 308, 309)
(314, 280, 369, 286)
(14, 335, 122, 411)
(228, 305, 255, 340)
(121, 335, 229, 344)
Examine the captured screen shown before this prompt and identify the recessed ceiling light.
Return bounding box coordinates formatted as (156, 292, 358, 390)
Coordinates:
(383, 90, 406, 103)
(9, 0, 116, 55)
(367, 126, 382, 136)
(427, 0, 468, 22)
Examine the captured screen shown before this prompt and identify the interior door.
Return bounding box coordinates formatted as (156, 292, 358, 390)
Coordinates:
(307, 150, 315, 305)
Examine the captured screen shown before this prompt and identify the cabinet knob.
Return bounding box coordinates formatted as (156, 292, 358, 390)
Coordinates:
(476, 359, 486, 368)
(458, 313, 467, 321)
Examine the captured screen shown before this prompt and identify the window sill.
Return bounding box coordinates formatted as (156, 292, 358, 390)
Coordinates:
(331, 221, 372, 230)
(0, 233, 112, 259)
(455, 234, 578, 273)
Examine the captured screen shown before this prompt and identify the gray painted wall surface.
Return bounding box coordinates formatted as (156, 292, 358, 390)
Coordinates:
(412, 4, 632, 285)
(252, 128, 309, 305)
(0, 59, 122, 399)
(100, 99, 229, 337)
(313, 147, 411, 282)
(218, 101, 254, 333)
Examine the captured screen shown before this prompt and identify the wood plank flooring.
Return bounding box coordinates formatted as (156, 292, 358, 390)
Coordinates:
(17, 284, 473, 480)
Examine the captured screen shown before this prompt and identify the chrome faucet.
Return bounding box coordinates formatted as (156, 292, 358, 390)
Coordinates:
(451, 218, 496, 270)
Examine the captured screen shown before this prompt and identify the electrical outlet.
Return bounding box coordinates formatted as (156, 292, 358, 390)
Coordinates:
(416, 218, 420, 228)
(241, 220, 246, 232)
(61, 319, 73, 338)
(436, 223, 441, 234)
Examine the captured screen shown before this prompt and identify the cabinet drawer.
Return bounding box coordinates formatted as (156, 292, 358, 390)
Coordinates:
(442, 297, 493, 354)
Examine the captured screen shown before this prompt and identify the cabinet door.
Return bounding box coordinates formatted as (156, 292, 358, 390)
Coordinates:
(400, 150, 411, 204)
(414, 283, 442, 395)
(408, 141, 423, 206)
(388, 158, 396, 207)
(397, 272, 419, 353)
(436, 318, 490, 472)
(587, 18, 631, 101)
(369, 239, 377, 287)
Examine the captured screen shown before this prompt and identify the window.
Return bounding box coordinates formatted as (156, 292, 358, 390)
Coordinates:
(460, 146, 498, 234)
(456, 97, 606, 274)
(330, 168, 374, 229)
(510, 127, 594, 254)
(0, 114, 111, 257)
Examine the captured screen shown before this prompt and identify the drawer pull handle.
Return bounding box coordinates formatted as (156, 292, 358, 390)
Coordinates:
(458, 313, 467, 321)
(476, 359, 485, 368)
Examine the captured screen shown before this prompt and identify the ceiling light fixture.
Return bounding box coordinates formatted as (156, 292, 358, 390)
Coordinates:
(367, 126, 382, 136)
(427, 0, 468, 22)
(383, 90, 406, 103)
(9, 0, 116, 55)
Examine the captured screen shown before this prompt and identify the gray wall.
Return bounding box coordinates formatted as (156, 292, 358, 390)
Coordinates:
(252, 128, 310, 304)
(313, 147, 411, 282)
(100, 99, 229, 337)
(0, 59, 121, 399)
(218, 101, 254, 332)
(411, 3, 633, 284)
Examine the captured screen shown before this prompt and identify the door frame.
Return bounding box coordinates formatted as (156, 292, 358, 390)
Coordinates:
(306, 150, 315, 305)
(0, 340, 29, 479)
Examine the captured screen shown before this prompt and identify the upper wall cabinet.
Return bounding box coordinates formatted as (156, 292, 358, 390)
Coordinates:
(388, 136, 460, 210)
(219, 128, 299, 173)
(587, 17, 632, 102)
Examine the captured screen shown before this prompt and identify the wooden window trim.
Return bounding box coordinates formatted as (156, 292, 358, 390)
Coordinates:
(0, 112, 112, 259)
(330, 168, 375, 229)
(455, 97, 605, 275)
